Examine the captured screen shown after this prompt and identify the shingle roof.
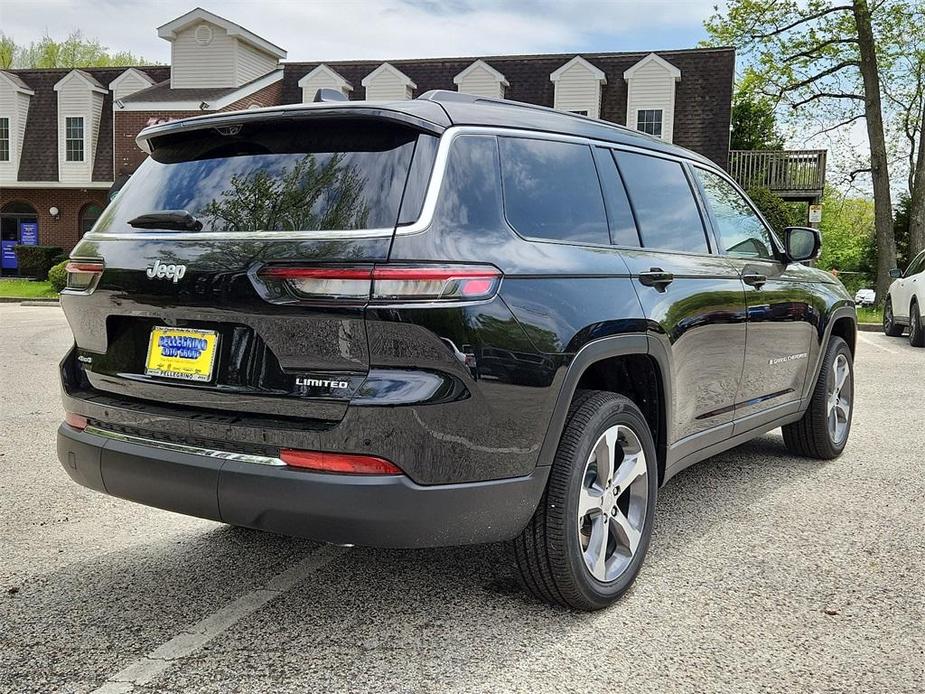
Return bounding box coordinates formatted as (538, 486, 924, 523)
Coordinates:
(120, 71, 271, 104)
(282, 47, 735, 165)
(11, 66, 169, 182)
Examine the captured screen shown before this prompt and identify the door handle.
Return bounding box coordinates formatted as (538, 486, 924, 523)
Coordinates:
(638, 268, 674, 290)
(742, 272, 767, 289)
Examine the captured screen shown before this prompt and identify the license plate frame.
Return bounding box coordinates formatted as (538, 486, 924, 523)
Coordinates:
(144, 326, 219, 383)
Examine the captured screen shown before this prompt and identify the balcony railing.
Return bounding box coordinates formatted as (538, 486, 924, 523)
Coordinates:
(728, 149, 827, 200)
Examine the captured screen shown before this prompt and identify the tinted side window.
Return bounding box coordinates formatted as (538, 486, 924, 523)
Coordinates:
(433, 134, 505, 232)
(593, 147, 640, 247)
(695, 167, 776, 259)
(906, 251, 925, 277)
(615, 151, 708, 253)
(499, 137, 609, 245)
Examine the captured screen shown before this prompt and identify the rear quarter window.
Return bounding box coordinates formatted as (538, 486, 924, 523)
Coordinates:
(499, 137, 609, 246)
(614, 151, 708, 254)
(95, 119, 423, 234)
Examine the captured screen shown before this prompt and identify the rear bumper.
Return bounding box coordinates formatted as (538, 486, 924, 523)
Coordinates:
(57, 423, 548, 548)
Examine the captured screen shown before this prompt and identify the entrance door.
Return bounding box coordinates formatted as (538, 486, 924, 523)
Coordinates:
(1, 202, 39, 275)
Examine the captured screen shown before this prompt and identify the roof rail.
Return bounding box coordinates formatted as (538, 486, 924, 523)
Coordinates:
(416, 89, 640, 137)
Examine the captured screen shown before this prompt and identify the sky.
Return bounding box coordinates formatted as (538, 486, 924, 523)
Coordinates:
(0, 0, 715, 62)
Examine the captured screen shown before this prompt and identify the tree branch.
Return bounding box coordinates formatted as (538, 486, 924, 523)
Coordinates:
(848, 167, 873, 182)
(784, 38, 860, 63)
(750, 5, 853, 39)
(781, 61, 861, 92)
(791, 92, 866, 109)
(809, 113, 866, 137)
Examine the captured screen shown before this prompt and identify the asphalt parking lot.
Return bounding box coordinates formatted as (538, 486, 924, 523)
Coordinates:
(1, 303, 923, 693)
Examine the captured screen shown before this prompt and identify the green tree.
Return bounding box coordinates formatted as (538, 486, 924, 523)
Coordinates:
(1, 30, 151, 68)
(705, 0, 924, 303)
(199, 154, 370, 233)
(816, 187, 876, 293)
(747, 187, 802, 234)
(731, 72, 784, 150)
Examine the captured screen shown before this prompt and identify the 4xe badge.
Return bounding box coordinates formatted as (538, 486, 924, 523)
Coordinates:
(146, 259, 187, 283)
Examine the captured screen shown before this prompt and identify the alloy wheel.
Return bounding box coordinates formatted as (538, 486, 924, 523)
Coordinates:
(827, 354, 852, 445)
(577, 424, 649, 583)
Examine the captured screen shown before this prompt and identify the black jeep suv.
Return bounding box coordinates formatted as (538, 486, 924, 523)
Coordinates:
(57, 91, 856, 610)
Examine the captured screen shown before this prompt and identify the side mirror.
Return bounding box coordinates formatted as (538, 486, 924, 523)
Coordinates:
(784, 226, 821, 263)
(889, 268, 903, 279)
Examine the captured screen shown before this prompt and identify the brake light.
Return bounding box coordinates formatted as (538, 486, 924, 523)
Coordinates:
(256, 264, 502, 304)
(65, 260, 104, 292)
(64, 412, 88, 431)
(280, 449, 402, 475)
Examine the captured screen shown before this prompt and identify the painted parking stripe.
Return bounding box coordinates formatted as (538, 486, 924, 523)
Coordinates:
(856, 333, 902, 355)
(91, 545, 348, 694)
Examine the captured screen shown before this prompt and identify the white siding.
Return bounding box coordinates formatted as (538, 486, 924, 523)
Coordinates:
(552, 62, 603, 118)
(363, 68, 413, 101)
(0, 87, 31, 183)
(455, 63, 506, 98)
(299, 66, 351, 103)
(170, 23, 236, 88)
(625, 60, 678, 142)
(111, 70, 154, 101)
(236, 39, 278, 85)
(56, 80, 103, 184)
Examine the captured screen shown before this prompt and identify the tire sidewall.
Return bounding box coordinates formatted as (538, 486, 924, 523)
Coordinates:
(910, 303, 923, 346)
(820, 337, 854, 454)
(556, 399, 658, 608)
(884, 298, 895, 334)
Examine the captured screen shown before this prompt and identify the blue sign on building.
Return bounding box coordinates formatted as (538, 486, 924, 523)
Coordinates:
(20, 222, 38, 246)
(1, 240, 18, 270)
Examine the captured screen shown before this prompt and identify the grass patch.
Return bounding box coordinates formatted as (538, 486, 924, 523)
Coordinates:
(0, 279, 58, 299)
(855, 306, 881, 324)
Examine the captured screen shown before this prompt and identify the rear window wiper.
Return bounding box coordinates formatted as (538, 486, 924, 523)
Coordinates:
(127, 210, 203, 231)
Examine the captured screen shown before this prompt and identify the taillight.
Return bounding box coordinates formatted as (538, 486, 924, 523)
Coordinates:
(279, 449, 402, 475)
(64, 260, 104, 293)
(256, 264, 502, 304)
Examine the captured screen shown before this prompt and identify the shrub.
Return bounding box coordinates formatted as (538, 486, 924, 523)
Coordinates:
(48, 260, 69, 293)
(14, 245, 64, 280)
(746, 187, 802, 235)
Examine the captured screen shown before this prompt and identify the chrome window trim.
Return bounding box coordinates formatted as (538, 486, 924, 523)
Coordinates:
(83, 425, 286, 466)
(85, 125, 713, 243)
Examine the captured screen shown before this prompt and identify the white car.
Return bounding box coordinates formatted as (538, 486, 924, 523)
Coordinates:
(883, 249, 925, 346)
(854, 288, 876, 306)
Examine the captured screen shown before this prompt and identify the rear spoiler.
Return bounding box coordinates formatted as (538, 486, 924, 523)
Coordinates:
(135, 102, 450, 154)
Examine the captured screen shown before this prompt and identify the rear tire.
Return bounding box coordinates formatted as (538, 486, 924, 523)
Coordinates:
(782, 336, 853, 459)
(909, 302, 924, 347)
(883, 297, 904, 336)
(513, 390, 658, 611)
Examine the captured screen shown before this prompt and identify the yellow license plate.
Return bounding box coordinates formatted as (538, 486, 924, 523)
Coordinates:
(145, 327, 219, 382)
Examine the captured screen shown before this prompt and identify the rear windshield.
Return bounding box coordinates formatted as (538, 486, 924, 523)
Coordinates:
(95, 119, 422, 234)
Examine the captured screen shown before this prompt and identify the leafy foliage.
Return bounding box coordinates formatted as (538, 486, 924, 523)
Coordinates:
(0, 30, 152, 68)
(47, 261, 69, 293)
(731, 72, 784, 150)
(199, 154, 370, 233)
(746, 187, 802, 234)
(14, 245, 64, 280)
(816, 188, 876, 293)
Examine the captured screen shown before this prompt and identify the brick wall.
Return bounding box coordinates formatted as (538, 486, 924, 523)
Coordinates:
(113, 79, 285, 179)
(0, 187, 109, 252)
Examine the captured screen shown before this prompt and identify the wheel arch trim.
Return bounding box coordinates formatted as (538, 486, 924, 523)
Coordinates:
(803, 304, 857, 404)
(535, 334, 672, 480)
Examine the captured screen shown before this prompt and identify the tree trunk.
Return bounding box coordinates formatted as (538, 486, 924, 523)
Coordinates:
(853, 0, 896, 300)
(908, 100, 925, 255)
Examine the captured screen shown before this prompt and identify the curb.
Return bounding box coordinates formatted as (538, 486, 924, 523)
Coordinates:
(858, 323, 880, 333)
(0, 297, 59, 304)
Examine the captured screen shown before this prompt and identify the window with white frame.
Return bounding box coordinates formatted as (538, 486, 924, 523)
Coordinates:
(0, 118, 9, 161)
(636, 109, 663, 137)
(65, 117, 84, 162)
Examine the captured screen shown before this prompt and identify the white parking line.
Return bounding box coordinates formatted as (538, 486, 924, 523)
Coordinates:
(857, 332, 902, 355)
(90, 544, 348, 694)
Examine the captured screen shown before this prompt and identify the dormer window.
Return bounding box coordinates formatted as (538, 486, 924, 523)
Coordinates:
(636, 109, 663, 137)
(0, 118, 9, 161)
(65, 117, 85, 162)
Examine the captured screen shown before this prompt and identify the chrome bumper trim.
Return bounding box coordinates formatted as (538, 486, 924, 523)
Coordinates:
(83, 425, 287, 466)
